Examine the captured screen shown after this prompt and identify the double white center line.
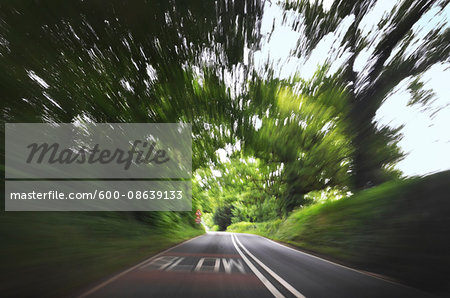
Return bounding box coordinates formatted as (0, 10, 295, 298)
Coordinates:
(231, 233, 305, 298)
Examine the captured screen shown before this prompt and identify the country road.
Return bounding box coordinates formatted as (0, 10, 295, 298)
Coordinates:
(79, 232, 431, 298)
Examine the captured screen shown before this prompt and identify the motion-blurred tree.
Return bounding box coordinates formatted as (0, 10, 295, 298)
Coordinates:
(0, 0, 265, 170)
(284, 0, 449, 188)
(238, 68, 354, 212)
(0, 0, 265, 221)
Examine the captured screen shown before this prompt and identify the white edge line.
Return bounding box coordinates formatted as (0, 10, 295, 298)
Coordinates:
(78, 234, 206, 298)
(261, 236, 416, 289)
(234, 234, 305, 298)
(230, 234, 284, 298)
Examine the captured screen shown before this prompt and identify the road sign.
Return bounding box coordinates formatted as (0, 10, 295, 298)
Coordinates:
(195, 209, 202, 217)
(195, 217, 201, 224)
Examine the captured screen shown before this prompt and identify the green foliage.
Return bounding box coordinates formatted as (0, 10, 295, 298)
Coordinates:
(240, 70, 355, 213)
(228, 219, 282, 236)
(303, 187, 350, 204)
(194, 157, 283, 224)
(232, 195, 279, 223)
(201, 212, 215, 229)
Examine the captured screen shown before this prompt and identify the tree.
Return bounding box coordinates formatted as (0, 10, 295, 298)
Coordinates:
(195, 157, 281, 222)
(0, 0, 265, 221)
(283, 0, 449, 189)
(239, 68, 353, 212)
(0, 0, 265, 170)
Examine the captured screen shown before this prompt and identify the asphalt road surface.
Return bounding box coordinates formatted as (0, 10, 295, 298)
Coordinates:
(79, 232, 432, 298)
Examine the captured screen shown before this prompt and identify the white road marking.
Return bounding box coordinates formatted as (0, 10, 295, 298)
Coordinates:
(262, 236, 408, 287)
(265, 236, 366, 271)
(233, 234, 306, 298)
(141, 256, 180, 270)
(165, 257, 186, 271)
(78, 234, 205, 298)
(222, 258, 246, 274)
(194, 257, 221, 272)
(230, 234, 284, 298)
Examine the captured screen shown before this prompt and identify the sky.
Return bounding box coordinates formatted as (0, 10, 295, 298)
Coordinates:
(251, 0, 450, 177)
